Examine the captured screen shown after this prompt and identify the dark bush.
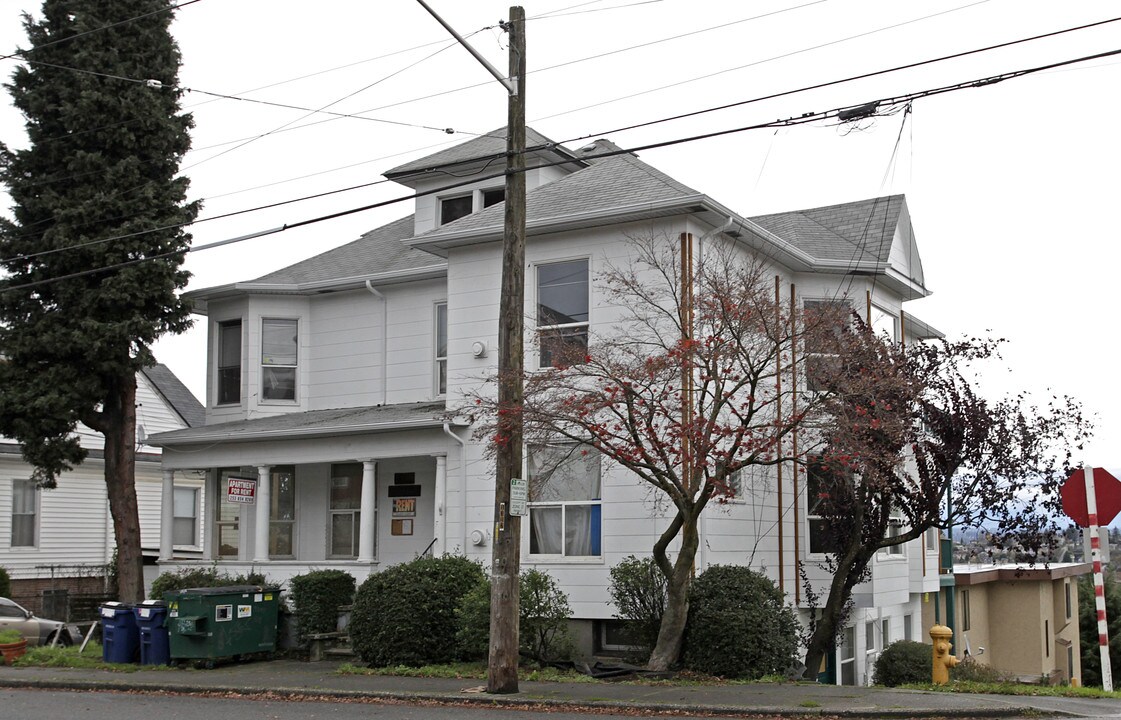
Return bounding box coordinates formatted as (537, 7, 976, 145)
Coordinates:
(683, 565, 798, 679)
(149, 566, 267, 600)
(607, 555, 667, 656)
(873, 640, 931, 686)
(290, 570, 356, 643)
(457, 568, 573, 664)
(953, 657, 1011, 684)
(0, 567, 10, 598)
(350, 555, 484, 666)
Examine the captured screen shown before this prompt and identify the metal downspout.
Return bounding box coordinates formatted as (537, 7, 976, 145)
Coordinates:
(443, 422, 468, 552)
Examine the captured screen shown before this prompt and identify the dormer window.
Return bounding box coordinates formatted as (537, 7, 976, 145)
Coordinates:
(482, 187, 505, 208)
(440, 194, 472, 225)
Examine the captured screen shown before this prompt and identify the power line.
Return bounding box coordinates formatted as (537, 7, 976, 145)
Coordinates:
(5, 43, 1117, 295)
(560, 13, 1121, 144)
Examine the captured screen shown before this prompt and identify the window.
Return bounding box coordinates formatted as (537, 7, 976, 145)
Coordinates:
(926, 527, 939, 551)
(904, 614, 913, 642)
(11, 479, 37, 547)
(440, 194, 472, 225)
(884, 512, 905, 556)
(329, 463, 363, 558)
(482, 187, 505, 208)
(807, 457, 842, 555)
(173, 487, 198, 546)
(216, 469, 249, 558)
(881, 619, 890, 647)
(217, 319, 242, 405)
(1045, 619, 1050, 657)
(865, 621, 875, 654)
(435, 303, 448, 395)
(261, 318, 297, 401)
(960, 588, 971, 631)
(527, 444, 601, 557)
(870, 304, 898, 341)
(803, 300, 850, 392)
(1065, 580, 1072, 619)
(537, 259, 589, 367)
(270, 466, 296, 558)
(839, 625, 856, 685)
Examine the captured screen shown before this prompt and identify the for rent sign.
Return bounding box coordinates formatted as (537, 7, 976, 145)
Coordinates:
(226, 476, 257, 504)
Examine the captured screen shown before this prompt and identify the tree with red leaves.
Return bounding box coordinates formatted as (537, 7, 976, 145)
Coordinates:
(801, 321, 1091, 677)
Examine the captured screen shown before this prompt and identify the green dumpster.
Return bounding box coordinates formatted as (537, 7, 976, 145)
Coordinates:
(166, 585, 281, 664)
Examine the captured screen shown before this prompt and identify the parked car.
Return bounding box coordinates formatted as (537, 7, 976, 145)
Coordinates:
(0, 597, 77, 646)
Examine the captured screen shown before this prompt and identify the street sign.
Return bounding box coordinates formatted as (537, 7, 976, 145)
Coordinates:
(1061, 467, 1121, 527)
(510, 478, 528, 517)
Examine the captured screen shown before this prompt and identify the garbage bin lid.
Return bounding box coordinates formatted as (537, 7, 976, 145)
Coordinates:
(138, 599, 166, 607)
(177, 585, 268, 596)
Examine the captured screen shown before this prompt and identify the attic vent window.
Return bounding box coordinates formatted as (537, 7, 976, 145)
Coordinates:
(482, 188, 505, 208)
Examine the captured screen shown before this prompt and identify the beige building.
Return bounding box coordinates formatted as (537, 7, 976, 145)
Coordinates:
(921, 563, 1089, 684)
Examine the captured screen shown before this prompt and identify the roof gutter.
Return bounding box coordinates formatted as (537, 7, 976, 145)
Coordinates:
(149, 417, 458, 447)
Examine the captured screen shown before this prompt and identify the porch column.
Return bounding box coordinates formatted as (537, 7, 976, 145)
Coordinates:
(434, 455, 447, 557)
(358, 460, 377, 563)
(159, 469, 175, 561)
(254, 465, 271, 562)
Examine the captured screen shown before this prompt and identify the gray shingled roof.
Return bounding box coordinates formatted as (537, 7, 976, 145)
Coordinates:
(419, 150, 703, 240)
(148, 401, 450, 446)
(385, 127, 570, 178)
(249, 215, 443, 286)
(141, 364, 205, 428)
(749, 195, 905, 264)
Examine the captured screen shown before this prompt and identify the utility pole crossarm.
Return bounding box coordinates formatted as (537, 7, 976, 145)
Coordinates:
(414, 0, 518, 95)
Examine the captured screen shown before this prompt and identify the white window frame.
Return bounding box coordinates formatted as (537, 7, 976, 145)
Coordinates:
(172, 486, 199, 547)
(536, 258, 590, 368)
(434, 302, 448, 396)
(881, 510, 906, 558)
(328, 463, 363, 559)
(216, 318, 242, 405)
(526, 444, 602, 561)
(10, 478, 38, 548)
(261, 318, 298, 403)
(869, 303, 899, 342)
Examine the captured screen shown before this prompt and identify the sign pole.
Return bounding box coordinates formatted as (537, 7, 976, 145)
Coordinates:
(1085, 465, 1113, 692)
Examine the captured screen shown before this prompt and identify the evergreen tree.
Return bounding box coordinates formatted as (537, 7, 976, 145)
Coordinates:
(0, 0, 198, 602)
(1079, 574, 1121, 688)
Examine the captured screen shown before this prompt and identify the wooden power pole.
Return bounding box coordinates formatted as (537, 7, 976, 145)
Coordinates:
(489, 5, 527, 695)
(413, 1, 526, 694)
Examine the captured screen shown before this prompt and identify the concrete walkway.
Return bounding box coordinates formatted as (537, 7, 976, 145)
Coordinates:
(2, 659, 1121, 718)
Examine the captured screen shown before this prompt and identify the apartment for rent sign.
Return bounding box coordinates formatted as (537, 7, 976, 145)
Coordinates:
(226, 477, 257, 504)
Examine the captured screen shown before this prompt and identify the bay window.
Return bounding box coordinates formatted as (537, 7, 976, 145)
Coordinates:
(435, 303, 447, 396)
(528, 444, 601, 558)
(217, 319, 242, 405)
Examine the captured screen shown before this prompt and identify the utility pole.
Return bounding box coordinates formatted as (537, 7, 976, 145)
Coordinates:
(489, 5, 526, 695)
(413, 1, 525, 695)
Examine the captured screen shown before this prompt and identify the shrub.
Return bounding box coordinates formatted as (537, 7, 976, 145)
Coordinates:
(149, 566, 267, 600)
(683, 565, 798, 679)
(953, 657, 1012, 684)
(457, 568, 574, 664)
(607, 555, 667, 655)
(0, 628, 23, 644)
(874, 640, 931, 686)
(0, 567, 10, 598)
(350, 555, 484, 666)
(289, 570, 355, 643)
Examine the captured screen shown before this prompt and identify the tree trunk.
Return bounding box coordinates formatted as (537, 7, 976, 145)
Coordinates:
(803, 546, 873, 680)
(647, 510, 701, 671)
(103, 374, 144, 603)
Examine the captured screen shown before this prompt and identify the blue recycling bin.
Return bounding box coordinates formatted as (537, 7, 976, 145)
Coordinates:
(134, 600, 170, 665)
(99, 601, 140, 663)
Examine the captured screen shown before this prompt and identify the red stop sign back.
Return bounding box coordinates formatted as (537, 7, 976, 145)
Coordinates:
(1061, 468, 1121, 528)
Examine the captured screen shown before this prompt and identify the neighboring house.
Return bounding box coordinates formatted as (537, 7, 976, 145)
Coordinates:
(921, 563, 1090, 684)
(1, 364, 204, 617)
(150, 128, 944, 685)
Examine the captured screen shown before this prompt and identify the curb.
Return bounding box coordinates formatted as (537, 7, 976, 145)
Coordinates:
(0, 677, 1060, 718)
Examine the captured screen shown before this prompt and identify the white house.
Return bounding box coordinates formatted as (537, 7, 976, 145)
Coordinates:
(1, 364, 204, 617)
(149, 129, 943, 684)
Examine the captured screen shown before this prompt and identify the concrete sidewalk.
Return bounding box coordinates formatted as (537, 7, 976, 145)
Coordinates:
(1, 659, 1120, 718)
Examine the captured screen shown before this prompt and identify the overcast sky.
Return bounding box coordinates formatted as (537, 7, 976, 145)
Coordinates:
(1, 0, 1118, 467)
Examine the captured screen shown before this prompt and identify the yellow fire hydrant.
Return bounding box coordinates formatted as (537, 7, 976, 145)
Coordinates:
(930, 624, 960, 685)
